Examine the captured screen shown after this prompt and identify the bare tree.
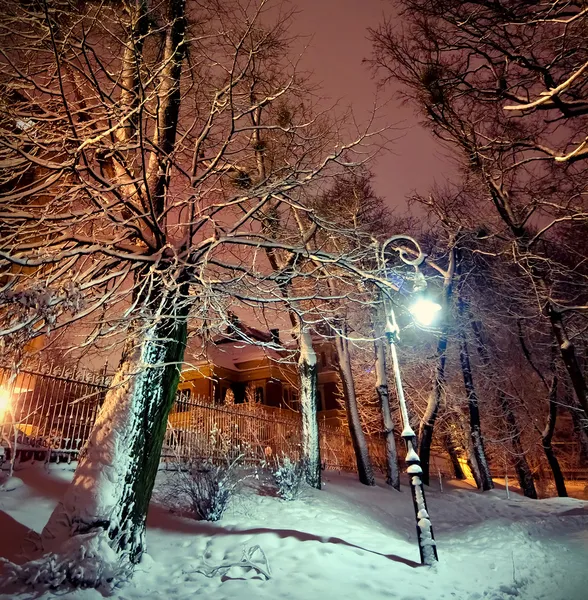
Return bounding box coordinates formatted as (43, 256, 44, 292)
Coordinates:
(418, 246, 455, 485)
(471, 319, 538, 498)
(456, 296, 494, 491)
(370, 0, 588, 426)
(297, 324, 321, 488)
(517, 322, 568, 497)
(0, 0, 386, 587)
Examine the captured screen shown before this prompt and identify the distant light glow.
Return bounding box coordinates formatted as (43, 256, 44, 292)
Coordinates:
(0, 387, 11, 421)
(410, 298, 442, 326)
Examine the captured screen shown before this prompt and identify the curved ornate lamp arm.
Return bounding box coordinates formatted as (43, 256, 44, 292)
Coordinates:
(380, 235, 426, 269)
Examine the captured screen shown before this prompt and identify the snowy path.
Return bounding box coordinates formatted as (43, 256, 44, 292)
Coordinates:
(1, 465, 587, 600)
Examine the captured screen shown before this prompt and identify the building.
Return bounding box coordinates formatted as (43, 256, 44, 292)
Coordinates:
(177, 319, 343, 422)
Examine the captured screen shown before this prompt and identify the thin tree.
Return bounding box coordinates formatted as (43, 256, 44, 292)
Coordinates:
(456, 293, 494, 491)
(517, 323, 568, 497)
(471, 321, 538, 498)
(418, 246, 455, 485)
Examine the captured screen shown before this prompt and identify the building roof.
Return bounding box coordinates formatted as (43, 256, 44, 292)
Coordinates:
(203, 341, 286, 373)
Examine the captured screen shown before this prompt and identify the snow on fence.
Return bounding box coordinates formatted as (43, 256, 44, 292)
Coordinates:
(0, 365, 389, 474)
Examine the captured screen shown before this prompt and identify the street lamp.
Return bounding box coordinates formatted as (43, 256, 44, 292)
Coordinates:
(380, 235, 439, 566)
(410, 297, 442, 327)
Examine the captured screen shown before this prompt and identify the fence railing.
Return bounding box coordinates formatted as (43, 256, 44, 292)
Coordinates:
(3, 365, 585, 486)
(0, 365, 389, 473)
(0, 364, 108, 461)
(163, 396, 389, 472)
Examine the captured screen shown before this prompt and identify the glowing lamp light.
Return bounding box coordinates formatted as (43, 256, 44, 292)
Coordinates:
(0, 387, 11, 421)
(409, 297, 442, 326)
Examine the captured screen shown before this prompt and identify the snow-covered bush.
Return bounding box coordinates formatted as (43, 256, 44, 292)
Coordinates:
(165, 456, 243, 521)
(271, 456, 304, 501)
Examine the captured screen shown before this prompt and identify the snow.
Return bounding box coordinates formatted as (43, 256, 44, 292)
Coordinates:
(1, 464, 588, 600)
(298, 327, 320, 488)
(405, 447, 420, 462)
(298, 328, 317, 367)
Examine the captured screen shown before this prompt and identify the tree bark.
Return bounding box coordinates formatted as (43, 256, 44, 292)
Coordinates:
(374, 333, 400, 489)
(334, 322, 375, 486)
(298, 327, 321, 489)
(418, 340, 446, 487)
(40, 292, 188, 587)
(467, 451, 482, 488)
(458, 301, 494, 491)
(542, 376, 567, 497)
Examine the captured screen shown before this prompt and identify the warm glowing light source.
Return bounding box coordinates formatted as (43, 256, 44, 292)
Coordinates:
(409, 297, 442, 326)
(0, 387, 11, 421)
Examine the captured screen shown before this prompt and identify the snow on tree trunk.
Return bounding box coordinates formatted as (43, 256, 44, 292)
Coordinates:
(298, 327, 321, 489)
(458, 315, 493, 491)
(374, 335, 400, 490)
(462, 416, 483, 489)
(498, 390, 538, 499)
(334, 325, 375, 486)
(27, 310, 188, 589)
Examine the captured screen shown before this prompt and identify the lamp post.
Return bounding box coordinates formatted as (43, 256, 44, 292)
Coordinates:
(380, 236, 439, 566)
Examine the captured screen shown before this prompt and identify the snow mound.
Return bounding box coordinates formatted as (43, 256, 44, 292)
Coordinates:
(1, 465, 587, 600)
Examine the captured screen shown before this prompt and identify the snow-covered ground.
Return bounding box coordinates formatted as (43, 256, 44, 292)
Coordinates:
(1, 464, 587, 600)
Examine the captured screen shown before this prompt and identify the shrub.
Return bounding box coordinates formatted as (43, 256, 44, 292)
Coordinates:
(272, 456, 304, 501)
(165, 456, 243, 521)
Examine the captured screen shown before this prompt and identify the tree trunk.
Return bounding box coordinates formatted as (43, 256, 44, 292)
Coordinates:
(441, 427, 465, 480)
(39, 298, 188, 588)
(568, 403, 588, 464)
(471, 319, 537, 498)
(498, 391, 538, 499)
(458, 303, 493, 491)
(298, 327, 321, 489)
(462, 414, 483, 488)
(546, 304, 588, 423)
(419, 334, 448, 486)
(542, 376, 567, 497)
(334, 324, 375, 486)
(374, 332, 400, 489)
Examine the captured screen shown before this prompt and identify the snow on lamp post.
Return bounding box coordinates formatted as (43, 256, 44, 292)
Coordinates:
(380, 235, 439, 566)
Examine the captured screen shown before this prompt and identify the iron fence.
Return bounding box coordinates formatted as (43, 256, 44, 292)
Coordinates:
(0, 364, 108, 462)
(164, 395, 390, 472)
(2, 365, 585, 486)
(0, 365, 389, 473)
